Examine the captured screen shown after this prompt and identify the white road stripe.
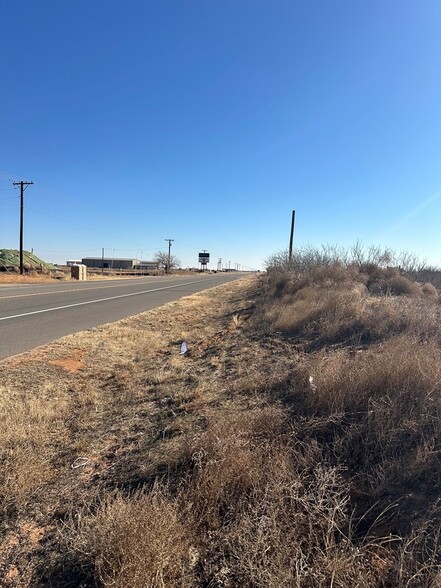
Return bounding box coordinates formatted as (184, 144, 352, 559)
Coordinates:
(0, 278, 159, 300)
(0, 279, 214, 322)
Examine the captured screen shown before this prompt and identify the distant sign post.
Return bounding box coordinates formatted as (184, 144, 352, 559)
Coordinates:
(199, 252, 210, 270)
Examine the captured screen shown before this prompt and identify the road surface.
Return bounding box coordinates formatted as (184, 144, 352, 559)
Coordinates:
(0, 273, 246, 360)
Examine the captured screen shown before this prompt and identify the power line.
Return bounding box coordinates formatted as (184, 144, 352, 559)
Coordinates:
(26, 178, 169, 245)
(2, 177, 172, 252)
(173, 240, 201, 251)
(25, 206, 152, 250)
(33, 248, 103, 253)
(0, 169, 23, 180)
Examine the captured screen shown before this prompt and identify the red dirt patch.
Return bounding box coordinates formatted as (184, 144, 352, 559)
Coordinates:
(48, 349, 86, 373)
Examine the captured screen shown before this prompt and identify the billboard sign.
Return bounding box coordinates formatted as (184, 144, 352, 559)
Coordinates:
(199, 252, 210, 265)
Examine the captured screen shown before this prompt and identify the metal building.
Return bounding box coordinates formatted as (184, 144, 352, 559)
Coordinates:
(81, 257, 139, 269)
(81, 257, 158, 270)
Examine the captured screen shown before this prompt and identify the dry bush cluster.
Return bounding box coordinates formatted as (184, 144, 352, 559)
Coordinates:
(2, 262, 441, 587)
(68, 407, 376, 587)
(71, 488, 194, 588)
(261, 254, 440, 347)
(69, 402, 441, 587)
(293, 336, 441, 494)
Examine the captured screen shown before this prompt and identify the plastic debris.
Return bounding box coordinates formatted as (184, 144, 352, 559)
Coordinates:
(71, 457, 90, 469)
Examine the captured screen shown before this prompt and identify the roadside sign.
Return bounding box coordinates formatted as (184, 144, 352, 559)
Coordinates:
(199, 252, 210, 265)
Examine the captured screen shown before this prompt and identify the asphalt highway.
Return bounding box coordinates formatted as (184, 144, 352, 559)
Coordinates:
(0, 273, 246, 360)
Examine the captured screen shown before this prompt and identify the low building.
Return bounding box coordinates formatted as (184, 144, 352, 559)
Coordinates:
(81, 257, 158, 270)
(81, 257, 139, 269)
(134, 260, 159, 270)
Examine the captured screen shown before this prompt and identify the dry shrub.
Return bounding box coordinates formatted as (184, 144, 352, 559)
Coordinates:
(268, 263, 363, 300)
(301, 336, 441, 491)
(264, 283, 368, 345)
(178, 406, 382, 586)
(410, 267, 441, 291)
(422, 282, 439, 300)
(185, 406, 287, 529)
(363, 266, 422, 296)
(307, 335, 440, 414)
(381, 273, 422, 297)
(222, 462, 381, 588)
(393, 516, 441, 588)
(71, 487, 195, 588)
(260, 261, 440, 347)
(362, 296, 440, 340)
(68, 397, 441, 587)
(181, 408, 402, 587)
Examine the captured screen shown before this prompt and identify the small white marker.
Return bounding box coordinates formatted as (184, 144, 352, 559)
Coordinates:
(180, 341, 187, 355)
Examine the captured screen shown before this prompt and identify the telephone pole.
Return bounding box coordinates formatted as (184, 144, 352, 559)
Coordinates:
(288, 209, 296, 262)
(13, 180, 33, 275)
(165, 238, 174, 273)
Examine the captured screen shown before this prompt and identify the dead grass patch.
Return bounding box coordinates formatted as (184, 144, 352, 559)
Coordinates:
(1, 270, 441, 586)
(0, 273, 59, 284)
(70, 488, 195, 588)
(292, 335, 441, 498)
(0, 388, 70, 512)
(260, 265, 440, 347)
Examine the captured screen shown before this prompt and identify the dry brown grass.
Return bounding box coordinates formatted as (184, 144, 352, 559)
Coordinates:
(66, 405, 379, 587)
(260, 263, 440, 347)
(0, 385, 70, 513)
(293, 335, 441, 494)
(1, 266, 441, 586)
(71, 488, 195, 588)
(0, 272, 60, 284)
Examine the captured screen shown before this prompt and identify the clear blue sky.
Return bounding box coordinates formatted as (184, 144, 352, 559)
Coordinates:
(1, 1, 441, 269)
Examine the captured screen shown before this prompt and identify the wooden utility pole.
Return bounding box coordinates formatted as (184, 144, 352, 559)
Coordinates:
(165, 239, 174, 273)
(13, 180, 33, 275)
(288, 209, 296, 261)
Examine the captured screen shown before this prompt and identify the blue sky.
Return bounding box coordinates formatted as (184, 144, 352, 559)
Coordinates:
(1, 1, 441, 269)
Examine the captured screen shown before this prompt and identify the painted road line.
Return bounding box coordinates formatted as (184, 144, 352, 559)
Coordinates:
(0, 277, 206, 300)
(0, 278, 216, 322)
